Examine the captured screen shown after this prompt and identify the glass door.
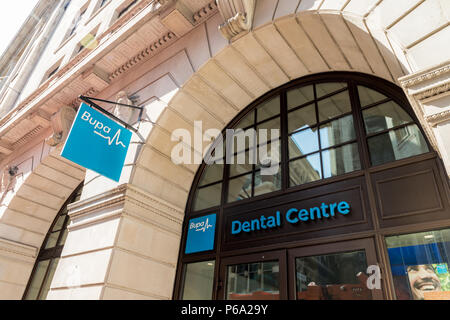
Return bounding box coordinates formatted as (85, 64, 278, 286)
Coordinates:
(288, 238, 383, 300)
(219, 250, 287, 300)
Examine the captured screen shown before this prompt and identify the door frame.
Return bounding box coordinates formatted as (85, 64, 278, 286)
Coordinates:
(287, 237, 383, 300)
(218, 249, 288, 300)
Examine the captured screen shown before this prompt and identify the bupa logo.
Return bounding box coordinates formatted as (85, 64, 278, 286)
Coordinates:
(190, 217, 213, 233)
(81, 111, 126, 148)
(185, 214, 216, 254)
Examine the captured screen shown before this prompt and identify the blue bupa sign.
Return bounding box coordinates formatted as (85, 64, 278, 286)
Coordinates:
(61, 103, 132, 182)
(185, 214, 216, 254)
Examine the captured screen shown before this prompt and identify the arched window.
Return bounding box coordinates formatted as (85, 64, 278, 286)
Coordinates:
(190, 73, 430, 212)
(22, 184, 83, 300)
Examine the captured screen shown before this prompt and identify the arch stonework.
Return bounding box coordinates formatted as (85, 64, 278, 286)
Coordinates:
(31, 6, 449, 300)
(0, 146, 85, 299)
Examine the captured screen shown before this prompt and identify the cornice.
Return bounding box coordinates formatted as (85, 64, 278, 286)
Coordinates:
(193, 1, 218, 24)
(425, 109, 450, 127)
(0, 237, 37, 261)
(400, 61, 450, 88)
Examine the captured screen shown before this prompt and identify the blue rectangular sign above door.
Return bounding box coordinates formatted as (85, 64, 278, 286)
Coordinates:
(61, 103, 132, 182)
(185, 214, 217, 254)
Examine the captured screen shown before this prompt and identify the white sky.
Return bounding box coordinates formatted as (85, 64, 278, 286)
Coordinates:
(0, 1, 40, 57)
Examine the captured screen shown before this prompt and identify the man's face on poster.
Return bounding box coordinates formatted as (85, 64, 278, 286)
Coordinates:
(407, 265, 442, 300)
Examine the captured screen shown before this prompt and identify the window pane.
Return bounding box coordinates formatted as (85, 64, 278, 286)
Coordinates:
(234, 110, 254, 129)
(318, 90, 351, 121)
(229, 150, 254, 177)
(296, 251, 371, 300)
(257, 96, 280, 122)
(52, 215, 66, 232)
(182, 261, 215, 300)
(193, 183, 222, 211)
(319, 115, 356, 149)
(256, 140, 281, 171)
(227, 261, 280, 300)
(198, 164, 224, 186)
(287, 85, 314, 109)
(254, 167, 281, 197)
(44, 232, 60, 249)
(58, 229, 69, 246)
(316, 82, 347, 98)
(289, 128, 319, 157)
(358, 86, 387, 107)
(24, 260, 50, 300)
(38, 258, 60, 300)
(322, 143, 361, 178)
(368, 124, 429, 166)
(289, 153, 322, 187)
(363, 101, 413, 134)
(288, 103, 316, 133)
(386, 229, 450, 300)
(228, 173, 252, 203)
(257, 117, 280, 142)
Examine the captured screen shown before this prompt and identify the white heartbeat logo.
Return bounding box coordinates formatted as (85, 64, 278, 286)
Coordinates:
(94, 129, 126, 148)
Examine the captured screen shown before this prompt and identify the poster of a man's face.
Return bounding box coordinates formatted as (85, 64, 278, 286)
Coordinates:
(407, 264, 442, 300)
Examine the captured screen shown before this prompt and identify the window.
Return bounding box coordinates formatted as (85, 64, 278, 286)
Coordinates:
(181, 261, 215, 300)
(386, 229, 450, 300)
(23, 185, 83, 300)
(117, 0, 138, 19)
(69, 8, 87, 37)
(189, 74, 430, 213)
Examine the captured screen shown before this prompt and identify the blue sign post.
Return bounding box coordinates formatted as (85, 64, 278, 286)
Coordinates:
(61, 103, 132, 182)
(185, 214, 216, 254)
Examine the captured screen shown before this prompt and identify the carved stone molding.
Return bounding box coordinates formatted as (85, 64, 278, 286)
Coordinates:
(45, 106, 77, 147)
(217, 0, 255, 40)
(425, 110, 450, 127)
(193, 1, 218, 24)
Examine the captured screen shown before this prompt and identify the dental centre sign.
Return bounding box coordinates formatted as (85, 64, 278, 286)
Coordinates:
(61, 103, 132, 182)
(231, 201, 351, 235)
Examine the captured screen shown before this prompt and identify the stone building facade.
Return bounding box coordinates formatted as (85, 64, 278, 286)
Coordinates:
(0, 0, 448, 300)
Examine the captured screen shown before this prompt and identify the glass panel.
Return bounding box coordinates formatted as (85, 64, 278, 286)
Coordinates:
(316, 82, 347, 98)
(368, 124, 429, 166)
(182, 261, 215, 300)
(288, 103, 316, 133)
(296, 251, 371, 300)
(58, 229, 69, 246)
(256, 140, 281, 171)
(358, 86, 388, 107)
(386, 229, 450, 300)
(198, 164, 224, 186)
(287, 85, 314, 109)
(318, 90, 351, 121)
(322, 143, 361, 179)
(38, 258, 59, 300)
(229, 150, 254, 177)
(52, 215, 66, 232)
(228, 173, 253, 203)
(193, 183, 222, 211)
(234, 110, 254, 129)
(24, 260, 50, 300)
(319, 115, 356, 149)
(257, 96, 280, 122)
(363, 101, 413, 134)
(289, 153, 322, 187)
(254, 167, 281, 197)
(289, 128, 319, 157)
(44, 232, 60, 249)
(226, 261, 280, 300)
(257, 117, 280, 142)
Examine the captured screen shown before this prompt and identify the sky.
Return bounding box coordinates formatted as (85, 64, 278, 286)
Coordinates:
(0, 1, 40, 57)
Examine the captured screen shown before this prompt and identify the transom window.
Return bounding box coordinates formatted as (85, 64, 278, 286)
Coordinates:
(190, 74, 430, 213)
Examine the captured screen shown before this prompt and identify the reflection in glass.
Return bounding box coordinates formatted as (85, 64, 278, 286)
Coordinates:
(254, 167, 282, 197)
(44, 232, 59, 249)
(287, 85, 314, 109)
(227, 261, 280, 300)
(234, 110, 254, 129)
(198, 164, 224, 186)
(193, 183, 222, 211)
(182, 261, 215, 300)
(288, 103, 316, 133)
(229, 151, 253, 177)
(24, 260, 50, 300)
(363, 101, 412, 134)
(289, 129, 319, 157)
(358, 86, 387, 107)
(257, 96, 280, 122)
(322, 143, 361, 178)
(257, 117, 280, 142)
(289, 153, 322, 187)
(38, 258, 59, 300)
(318, 90, 351, 121)
(319, 115, 356, 149)
(296, 251, 371, 300)
(228, 174, 252, 203)
(368, 124, 429, 166)
(386, 229, 450, 300)
(316, 82, 347, 98)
